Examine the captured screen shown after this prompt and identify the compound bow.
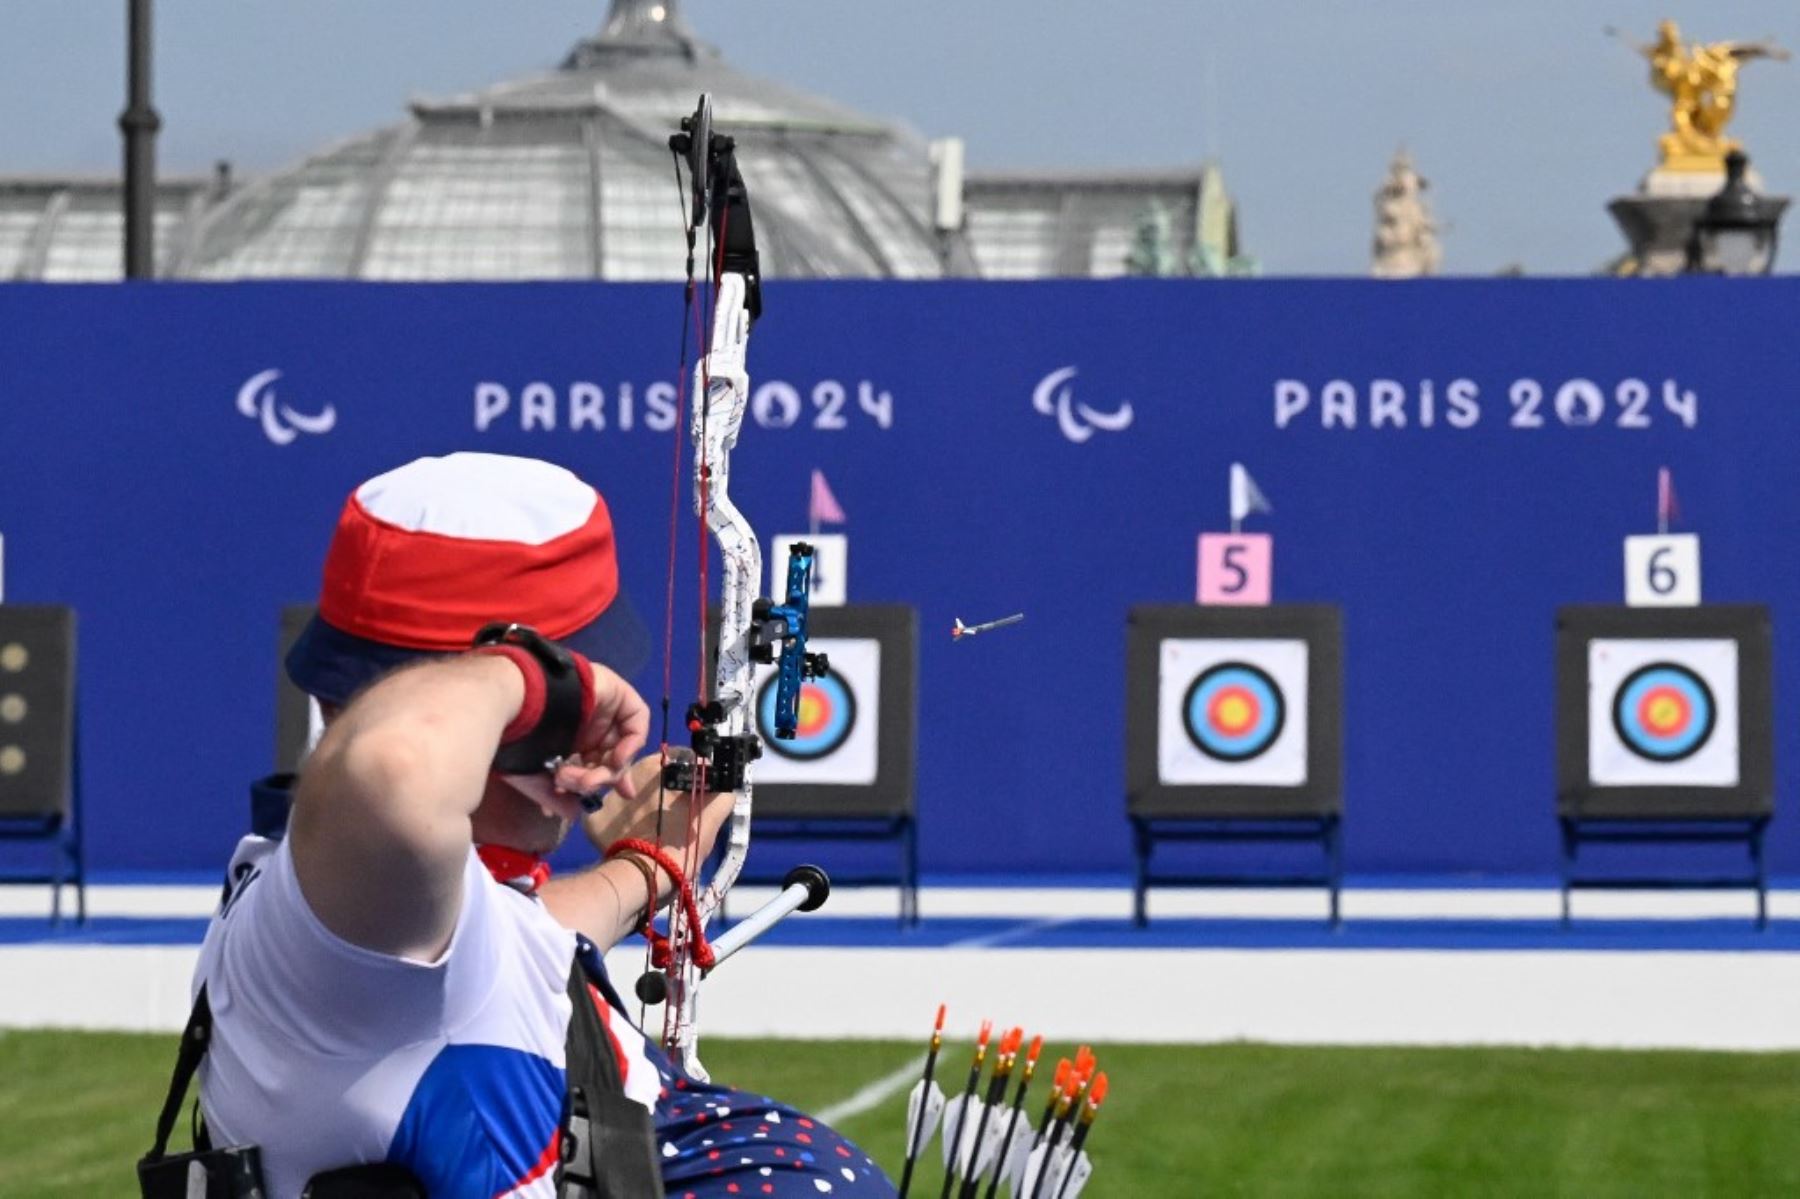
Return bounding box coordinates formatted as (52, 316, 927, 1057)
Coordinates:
(642, 93, 831, 1079)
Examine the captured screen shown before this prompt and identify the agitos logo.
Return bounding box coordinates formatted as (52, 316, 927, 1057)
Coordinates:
(236, 369, 337, 445)
(1032, 366, 1133, 444)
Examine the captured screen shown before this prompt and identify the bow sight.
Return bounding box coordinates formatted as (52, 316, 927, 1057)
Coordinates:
(663, 541, 830, 793)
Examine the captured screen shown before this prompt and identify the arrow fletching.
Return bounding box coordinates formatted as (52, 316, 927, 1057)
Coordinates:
(905, 1079, 946, 1154)
(1057, 1149, 1094, 1199)
(970, 1097, 1012, 1180)
(941, 1095, 987, 1172)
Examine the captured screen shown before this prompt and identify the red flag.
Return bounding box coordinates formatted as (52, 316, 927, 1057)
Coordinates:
(1658, 467, 1679, 530)
(809, 469, 846, 526)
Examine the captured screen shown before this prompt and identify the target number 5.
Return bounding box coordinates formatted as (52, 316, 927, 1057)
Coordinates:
(1624, 534, 1700, 607)
(1197, 533, 1272, 605)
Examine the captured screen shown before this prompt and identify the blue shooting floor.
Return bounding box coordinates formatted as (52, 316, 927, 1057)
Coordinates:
(4, 871, 1795, 951)
(5, 913, 1800, 952)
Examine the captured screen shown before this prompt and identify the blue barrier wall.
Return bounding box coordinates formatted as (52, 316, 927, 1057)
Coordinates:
(0, 278, 1792, 877)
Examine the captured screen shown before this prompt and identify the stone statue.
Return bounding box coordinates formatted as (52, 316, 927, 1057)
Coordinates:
(1122, 164, 1258, 278)
(1371, 149, 1441, 278)
(1623, 20, 1789, 170)
(1124, 201, 1179, 277)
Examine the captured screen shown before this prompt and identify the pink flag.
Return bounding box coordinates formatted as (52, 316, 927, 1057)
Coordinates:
(809, 469, 846, 527)
(1657, 467, 1679, 530)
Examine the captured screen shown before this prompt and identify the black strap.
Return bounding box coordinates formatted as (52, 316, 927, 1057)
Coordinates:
(472, 623, 586, 776)
(146, 985, 212, 1162)
(558, 955, 662, 1198)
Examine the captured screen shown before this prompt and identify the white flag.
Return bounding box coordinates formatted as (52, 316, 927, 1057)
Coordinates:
(1229, 462, 1272, 525)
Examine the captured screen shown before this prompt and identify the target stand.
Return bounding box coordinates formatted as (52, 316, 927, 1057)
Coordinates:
(0, 606, 85, 925)
(725, 604, 919, 926)
(1126, 604, 1344, 927)
(1555, 605, 1774, 927)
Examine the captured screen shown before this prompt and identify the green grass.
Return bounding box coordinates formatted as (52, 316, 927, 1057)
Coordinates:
(6, 1031, 1800, 1197)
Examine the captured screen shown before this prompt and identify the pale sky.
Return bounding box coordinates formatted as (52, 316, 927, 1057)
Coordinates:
(6, 1, 1800, 275)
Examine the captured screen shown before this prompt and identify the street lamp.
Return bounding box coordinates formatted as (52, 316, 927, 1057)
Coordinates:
(1686, 151, 1786, 275)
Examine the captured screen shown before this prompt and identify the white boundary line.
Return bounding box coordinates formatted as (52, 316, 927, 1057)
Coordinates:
(816, 1051, 928, 1125)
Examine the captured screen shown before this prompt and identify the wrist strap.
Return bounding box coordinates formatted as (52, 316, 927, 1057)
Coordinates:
(472, 623, 593, 775)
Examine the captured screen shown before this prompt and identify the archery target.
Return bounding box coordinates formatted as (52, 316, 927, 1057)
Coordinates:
(1588, 638, 1738, 787)
(1159, 638, 1308, 786)
(752, 637, 879, 784)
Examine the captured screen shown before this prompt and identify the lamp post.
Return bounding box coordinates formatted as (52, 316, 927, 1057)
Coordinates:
(119, 0, 161, 279)
(1686, 151, 1786, 275)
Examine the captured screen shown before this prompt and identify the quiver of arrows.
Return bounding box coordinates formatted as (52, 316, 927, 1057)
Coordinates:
(895, 1011, 1107, 1199)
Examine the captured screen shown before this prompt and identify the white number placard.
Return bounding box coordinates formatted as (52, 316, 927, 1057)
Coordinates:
(1624, 534, 1700, 607)
(769, 532, 847, 607)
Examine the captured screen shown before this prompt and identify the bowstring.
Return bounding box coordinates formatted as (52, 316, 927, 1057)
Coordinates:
(665, 172, 733, 1048)
(650, 145, 698, 1029)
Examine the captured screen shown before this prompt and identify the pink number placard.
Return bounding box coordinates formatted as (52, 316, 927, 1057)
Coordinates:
(1197, 533, 1272, 605)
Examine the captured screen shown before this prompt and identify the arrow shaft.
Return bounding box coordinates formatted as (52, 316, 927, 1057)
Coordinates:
(938, 1053, 988, 1199)
(1027, 1121, 1068, 1199)
(955, 1071, 1012, 1198)
(897, 1049, 942, 1198)
(980, 1083, 1032, 1199)
(1052, 1125, 1094, 1199)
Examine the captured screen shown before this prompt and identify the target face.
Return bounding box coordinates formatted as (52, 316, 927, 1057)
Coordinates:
(1588, 638, 1738, 787)
(1159, 638, 1308, 786)
(1184, 663, 1286, 761)
(1611, 663, 1715, 762)
(751, 637, 880, 785)
(756, 672, 857, 760)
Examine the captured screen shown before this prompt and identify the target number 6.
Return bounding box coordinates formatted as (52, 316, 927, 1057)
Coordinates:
(1624, 534, 1700, 607)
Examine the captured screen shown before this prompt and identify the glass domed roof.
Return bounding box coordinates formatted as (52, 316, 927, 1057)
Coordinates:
(178, 0, 948, 281)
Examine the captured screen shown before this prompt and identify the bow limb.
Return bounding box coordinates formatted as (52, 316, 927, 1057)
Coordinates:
(649, 94, 827, 1081)
(692, 271, 760, 926)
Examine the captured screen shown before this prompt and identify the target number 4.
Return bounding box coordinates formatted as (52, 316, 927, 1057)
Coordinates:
(1197, 533, 1272, 605)
(1624, 534, 1700, 607)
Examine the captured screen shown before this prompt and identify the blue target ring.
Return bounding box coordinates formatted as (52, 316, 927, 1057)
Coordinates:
(1612, 661, 1716, 763)
(757, 672, 857, 761)
(1183, 662, 1286, 762)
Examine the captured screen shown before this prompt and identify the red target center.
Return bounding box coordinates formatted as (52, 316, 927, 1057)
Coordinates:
(794, 685, 833, 738)
(1208, 685, 1259, 735)
(1637, 686, 1691, 737)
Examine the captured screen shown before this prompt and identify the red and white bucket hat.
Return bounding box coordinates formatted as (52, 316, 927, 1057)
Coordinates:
(285, 452, 649, 705)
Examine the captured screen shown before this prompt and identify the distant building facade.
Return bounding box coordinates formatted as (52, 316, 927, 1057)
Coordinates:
(0, 0, 1251, 283)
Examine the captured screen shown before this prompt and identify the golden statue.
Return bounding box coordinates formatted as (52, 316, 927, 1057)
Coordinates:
(1623, 20, 1789, 171)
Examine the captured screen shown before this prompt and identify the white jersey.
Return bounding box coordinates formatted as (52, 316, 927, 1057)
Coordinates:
(194, 835, 660, 1199)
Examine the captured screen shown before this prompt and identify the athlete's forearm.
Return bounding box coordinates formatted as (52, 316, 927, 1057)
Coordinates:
(540, 856, 670, 950)
(290, 654, 525, 957)
(307, 654, 522, 816)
